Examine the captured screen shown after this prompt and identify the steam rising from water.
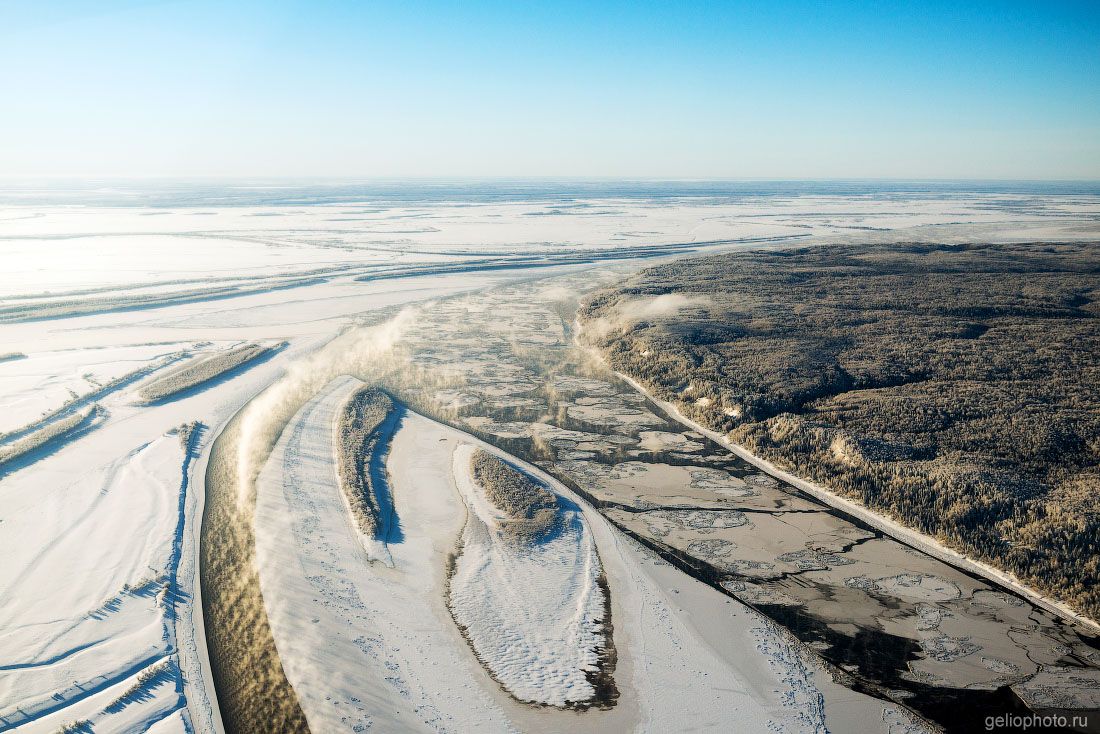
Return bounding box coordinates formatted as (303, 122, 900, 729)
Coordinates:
(582, 293, 711, 341)
(235, 307, 418, 509)
(232, 289, 704, 509)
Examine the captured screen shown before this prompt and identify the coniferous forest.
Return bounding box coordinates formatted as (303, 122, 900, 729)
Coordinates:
(582, 242, 1100, 619)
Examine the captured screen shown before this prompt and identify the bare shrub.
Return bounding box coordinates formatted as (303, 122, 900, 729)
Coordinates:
(104, 659, 174, 714)
(175, 421, 200, 453)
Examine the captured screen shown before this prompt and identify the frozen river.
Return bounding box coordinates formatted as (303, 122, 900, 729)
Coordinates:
(2, 182, 1098, 733)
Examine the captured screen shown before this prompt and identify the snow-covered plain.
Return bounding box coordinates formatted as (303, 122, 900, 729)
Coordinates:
(0, 433, 191, 733)
(4, 187, 1098, 304)
(1, 184, 1096, 733)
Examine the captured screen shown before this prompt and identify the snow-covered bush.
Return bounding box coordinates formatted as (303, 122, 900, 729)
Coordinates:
(138, 343, 277, 403)
(335, 387, 393, 537)
(470, 449, 560, 543)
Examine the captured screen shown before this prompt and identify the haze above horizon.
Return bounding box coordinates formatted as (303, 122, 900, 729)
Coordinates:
(1, 1, 1097, 180)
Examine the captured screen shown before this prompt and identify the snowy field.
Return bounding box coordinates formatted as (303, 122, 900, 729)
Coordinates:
(1, 183, 1097, 733)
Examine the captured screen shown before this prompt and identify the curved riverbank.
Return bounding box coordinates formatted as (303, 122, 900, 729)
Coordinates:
(603, 359, 1100, 636)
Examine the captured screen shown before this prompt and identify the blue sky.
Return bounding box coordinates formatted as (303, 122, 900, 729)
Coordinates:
(0, 1, 1097, 178)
